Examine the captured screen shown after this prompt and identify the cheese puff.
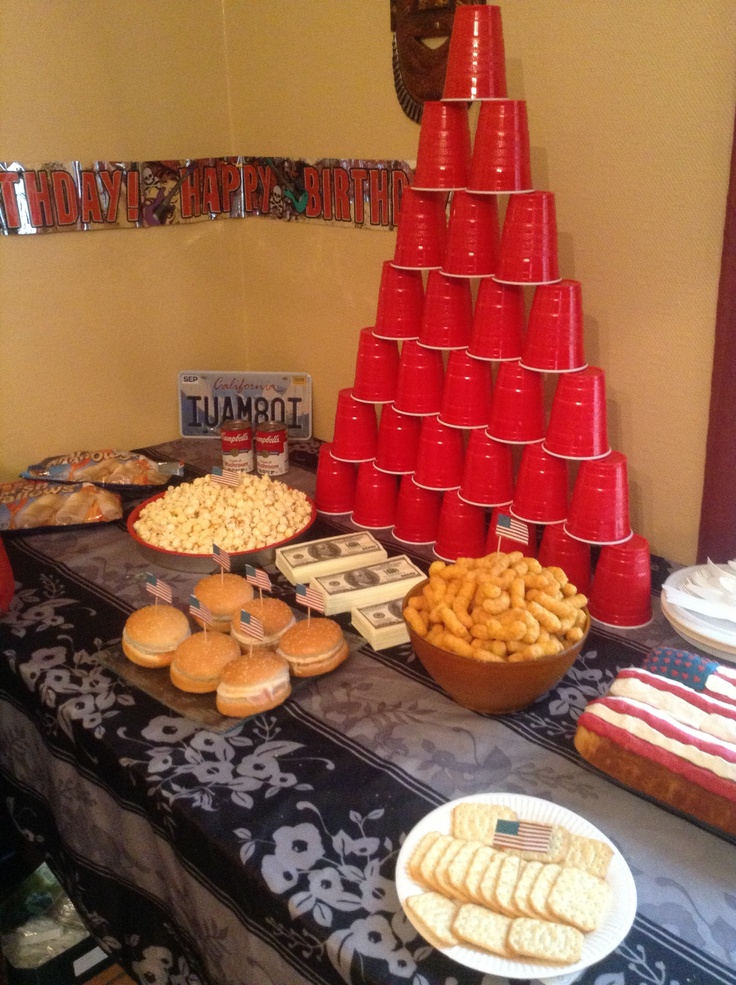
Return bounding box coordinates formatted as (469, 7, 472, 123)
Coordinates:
(527, 600, 563, 634)
(488, 639, 509, 658)
(480, 552, 505, 568)
(406, 595, 426, 611)
(438, 605, 471, 640)
(519, 609, 541, 645)
(439, 633, 475, 657)
(574, 607, 588, 627)
(509, 576, 526, 609)
(508, 637, 563, 661)
(428, 560, 447, 578)
(404, 606, 428, 637)
(545, 565, 569, 587)
(452, 581, 476, 629)
(558, 612, 577, 633)
(566, 626, 585, 643)
(527, 589, 576, 621)
(473, 648, 506, 663)
(487, 555, 512, 577)
(506, 551, 525, 566)
(481, 591, 511, 615)
(524, 557, 543, 573)
(566, 593, 589, 609)
(476, 580, 503, 602)
(426, 624, 445, 645)
(561, 581, 579, 596)
(484, 616, 527, 642)
(524, 572, 557, 592)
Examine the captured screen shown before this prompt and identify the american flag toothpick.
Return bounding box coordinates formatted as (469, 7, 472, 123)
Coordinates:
(211, 466, 241, 487)
(295, 583, 324, 624)
(238, 608, 265, 642)
(145, 572, 173, 605)
(492, 819, 553, 853)
(213, 543, 231, 572)
(494, 512, 529, 548)
(245, 564, 272, 597)
(189, 594, 213, 634)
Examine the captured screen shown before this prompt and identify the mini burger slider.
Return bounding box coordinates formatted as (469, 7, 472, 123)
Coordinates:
(276, 617, 349, 677)
(122, 604, 191, 668)
(231, 597, 295, 651)
(170, 631, 240, 693)
(191, 573, 254, 632)
(216, 651, 291, 717)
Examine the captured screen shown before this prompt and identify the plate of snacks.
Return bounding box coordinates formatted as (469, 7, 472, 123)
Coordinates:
(127, 472, 316, 572)
(395, 792, 636, 979)
(402, 552, 590, 714)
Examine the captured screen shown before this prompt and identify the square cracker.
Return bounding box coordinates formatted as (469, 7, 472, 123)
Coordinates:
(464, 845, 497, 905)
(453, 903, 513, 957)
(477, 851, 507, 909)
(498, 824, 571, 864)
(452, 802, 518, 843)
(447, 840, 484, 902)
(492, 854, 524, 916)
(419, 834, 454, 892)
(434, 838, 466, 897)
(408, 831, 440, 882)
(513, 859, 543, 917)
(406, 892, 460, 949)
(565, 833, 614, 879)
(529, 863, 561, 919)
(547, 865, 612, 933)
(507, 916, 584, 964)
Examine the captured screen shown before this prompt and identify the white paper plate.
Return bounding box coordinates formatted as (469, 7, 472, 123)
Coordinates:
(395, 792, 637, 980)
(661, 566, 736, 660)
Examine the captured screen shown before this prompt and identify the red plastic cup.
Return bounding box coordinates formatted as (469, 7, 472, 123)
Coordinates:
(565, 451, 633, 545)
(544, 366, 611, 460)
(537, 521, 591, 596)
(468, 99, 533, 195)
(392, 475, 443, 545)
(434, 490, 488, 562)
(442, 4, 507, 102)
(495, 191, 560, 285)
(351, 461, 399, 529)
(486, 506, 536, 557)
(441, 191, 500, 278)
(588, 533, 653, 628)
(412, 101, 472, 192)
(393, 340, 445, 416)
(418, 270, 473, 350)
(374, 261, 424, 340)
(413, 415, 465, 490)
(352, 327, 401, 404)
(315, 442, 357, 515)
(511, 443, 569, 524)
(459, 429, 514, 507)
(375, 402, 422, 474)
(468, 279, 525, 362)
(439, 349, 494, 429)
(486, 360, 546, 444)
(331, 388, 379, 462)
(393, 188, 447, 270)
(521, 280, 587, 373)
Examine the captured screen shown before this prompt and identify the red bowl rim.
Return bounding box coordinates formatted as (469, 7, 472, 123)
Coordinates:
(127, 488, 317, 559)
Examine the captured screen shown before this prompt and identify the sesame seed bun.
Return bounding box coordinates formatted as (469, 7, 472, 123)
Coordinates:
(192, 573, 254, 631)
(216, 651, 292, 717)
(122, 604, 191, 668)
(276, 617, 349, 677)
(169, 631, 240, 693)
(230, 596, 296, 650)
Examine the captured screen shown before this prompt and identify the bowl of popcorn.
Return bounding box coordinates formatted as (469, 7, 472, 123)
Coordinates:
(402, 552, 590, 714)
(127, 474, 316, 572)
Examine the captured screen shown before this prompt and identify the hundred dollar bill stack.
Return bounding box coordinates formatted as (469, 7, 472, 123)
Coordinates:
(275, 532, 387, 585)
(309, 555, 425, 615)
(351, 597, 410, 650)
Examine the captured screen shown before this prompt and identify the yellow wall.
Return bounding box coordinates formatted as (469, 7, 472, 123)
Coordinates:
(1, 0, 734, 565)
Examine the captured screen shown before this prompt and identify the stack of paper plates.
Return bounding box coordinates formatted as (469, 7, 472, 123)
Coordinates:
(661, 565, 736, 663)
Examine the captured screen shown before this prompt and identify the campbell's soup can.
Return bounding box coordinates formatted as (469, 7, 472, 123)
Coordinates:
(221, 419, 254, 473)
(255, 421, 289, 476)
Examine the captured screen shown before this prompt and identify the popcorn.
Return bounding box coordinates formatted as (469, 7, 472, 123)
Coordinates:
(133, 474, 312, 553)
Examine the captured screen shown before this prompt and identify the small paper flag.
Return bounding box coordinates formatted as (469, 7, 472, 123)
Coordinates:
(238, 608, 265, 641)
(245, 564, 272, 593)
(211, 467, 241, 487)
(145, 572, 173, 604)
(495, 512, 529, 546)
(189, 594, 213, 626)
(295, 583, 325, 612)
(213, 543, 231, 571)
(492, 819, 553, 853)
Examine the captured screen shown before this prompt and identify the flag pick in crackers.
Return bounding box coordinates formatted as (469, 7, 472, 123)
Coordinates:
(245, 564, 272, 594)
(189, 593, 213, 627)
(494, 512, 529, 547)
(239, 608, 265, 641)
(295, 583, 325, 613)
(492, 819, 553, 853)
(145, 572, 173, 605)
(213, 543, 232, 571)
(211, 466, 241, 487)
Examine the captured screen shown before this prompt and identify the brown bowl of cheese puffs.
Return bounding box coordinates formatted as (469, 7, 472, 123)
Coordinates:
(402, 552, 590, 714)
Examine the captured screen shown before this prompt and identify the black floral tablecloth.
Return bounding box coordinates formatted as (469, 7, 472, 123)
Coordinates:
(1, 439, 735, 985)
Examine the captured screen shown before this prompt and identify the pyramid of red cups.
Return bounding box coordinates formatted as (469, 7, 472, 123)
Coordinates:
(316, 4, 653, 630)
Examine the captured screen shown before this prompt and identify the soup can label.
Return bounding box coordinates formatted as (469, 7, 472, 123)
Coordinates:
(221, 419, 254, 473)
(256, 422, 289, 476)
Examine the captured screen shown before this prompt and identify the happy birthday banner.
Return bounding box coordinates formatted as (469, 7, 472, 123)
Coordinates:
(0, 156, 413, 235)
